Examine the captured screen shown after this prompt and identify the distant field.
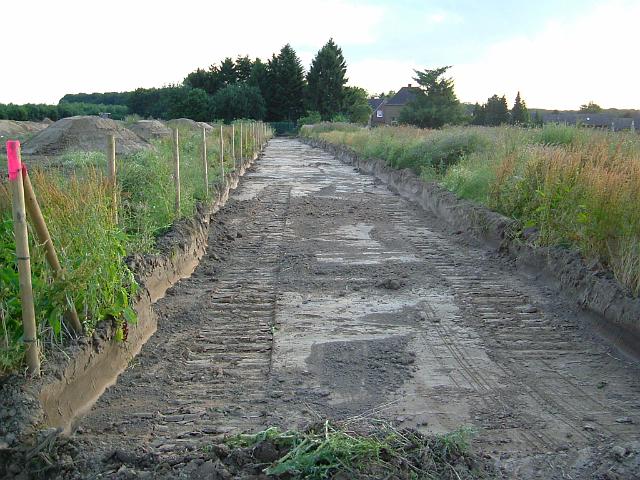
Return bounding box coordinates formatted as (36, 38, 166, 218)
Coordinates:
(301, 123, 640, 297)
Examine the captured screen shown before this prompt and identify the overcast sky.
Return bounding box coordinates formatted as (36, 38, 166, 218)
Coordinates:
(2, 0, 640, 109)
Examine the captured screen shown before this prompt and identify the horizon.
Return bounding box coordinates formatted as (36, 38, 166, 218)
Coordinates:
(3, 0, 640, 110)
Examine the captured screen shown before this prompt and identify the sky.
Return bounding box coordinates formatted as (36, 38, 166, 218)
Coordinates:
(2, 0, 640, 109)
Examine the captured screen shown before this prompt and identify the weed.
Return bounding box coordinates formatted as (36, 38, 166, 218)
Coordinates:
(225, 421, 481, 479)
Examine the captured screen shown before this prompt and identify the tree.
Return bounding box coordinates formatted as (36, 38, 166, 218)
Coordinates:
(167, 87, 212, 121)
(218, 57, 237, 87)
(398, 66, 462, 128)
(484, 94, 509, 126)
(342, 86, 371, 124)
(266, 44, 306, 121)
(306, 38, 348, 120)
(184, 67, 221, 95)
(580, 101, 602, 113)
(235, 56, 253, 83)
(211, 84, 266, 121)
(511, 91, 529, 125)
(248, 59, 269, 97)
(471, 103, 486, 125)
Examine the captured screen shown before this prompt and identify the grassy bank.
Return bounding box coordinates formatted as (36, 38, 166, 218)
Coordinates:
(301, 123, 640, 296)
(0, 123, 267, 372)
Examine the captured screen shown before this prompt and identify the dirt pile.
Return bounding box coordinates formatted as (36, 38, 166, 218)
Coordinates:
(166, 118, 214, 132)
(0, 120, 49, 152)
(129, 119, 171, 141)
(0, 120, 49, 139)
(22, 116, 152, 156)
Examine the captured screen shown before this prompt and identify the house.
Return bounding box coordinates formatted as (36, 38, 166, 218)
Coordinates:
(369, 84, 421, 126)
(368, 97, 386, 126)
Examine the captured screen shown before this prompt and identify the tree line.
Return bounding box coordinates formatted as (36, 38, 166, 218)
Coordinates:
(0, 102, 129, 121)
(4, 39, 370, 125)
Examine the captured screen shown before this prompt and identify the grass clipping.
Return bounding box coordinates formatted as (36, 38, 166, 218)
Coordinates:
(226, 421, 487, 479)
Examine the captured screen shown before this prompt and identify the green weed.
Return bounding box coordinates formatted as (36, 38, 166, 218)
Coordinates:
(225, 421, 479, 479)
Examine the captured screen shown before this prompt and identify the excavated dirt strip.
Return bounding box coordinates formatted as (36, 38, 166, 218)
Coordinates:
(64, 139, 639, 478)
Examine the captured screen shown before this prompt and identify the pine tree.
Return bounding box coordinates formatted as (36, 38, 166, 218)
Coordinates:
(306, 38, 348, 120)
(266, 44, 306, 121)
(484, 94, 510, 126)
(235, 56, 253, 83)
(218, 58, 237, 87)
(511, 91, 529, 125)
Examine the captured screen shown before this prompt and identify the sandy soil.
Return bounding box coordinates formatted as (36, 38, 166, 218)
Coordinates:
(34, 139, 640, 479)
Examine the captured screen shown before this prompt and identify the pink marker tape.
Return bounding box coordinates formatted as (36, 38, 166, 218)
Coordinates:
(6, 140, 22, 181)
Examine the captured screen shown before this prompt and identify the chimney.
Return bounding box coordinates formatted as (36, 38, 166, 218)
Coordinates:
(408, 83, 412, 87)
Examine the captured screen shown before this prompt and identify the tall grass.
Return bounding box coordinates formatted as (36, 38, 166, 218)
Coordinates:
(303, 124, 640, 296)
(0, 123, 269, 372)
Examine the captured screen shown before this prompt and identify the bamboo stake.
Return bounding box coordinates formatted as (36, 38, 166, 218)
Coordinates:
(22, 170, 83, 335)
(172, 128, 180, 214)
(231, 124, 236, 171)
(107, 135, 117, 224)
(239, 122, 243, 165)
(220, 125, 225, 179)
(6, 141, 40, 376)
(201, 127, 209, 197)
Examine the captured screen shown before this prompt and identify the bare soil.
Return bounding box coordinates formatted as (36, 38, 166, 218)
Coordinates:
(21, 116, 151, 157)
(12, 139, 640, 479)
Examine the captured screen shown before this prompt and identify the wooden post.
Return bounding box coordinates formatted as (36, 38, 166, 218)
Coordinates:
(22, 170, 83, 335)
(172, 128, 180, 214)
(6, 141, 40, 376)
(201, 127, 209, 197)
(220, 124, 225, 179)
(107, 135, 117, 224)
(231, 123, 236, 171)
(239, 122, 243, 165)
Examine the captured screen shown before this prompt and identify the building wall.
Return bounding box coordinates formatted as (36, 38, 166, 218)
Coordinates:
(382, 105, 404, 125)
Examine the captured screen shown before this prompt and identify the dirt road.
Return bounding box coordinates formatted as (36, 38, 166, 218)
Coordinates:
(71, 139, 639, 478)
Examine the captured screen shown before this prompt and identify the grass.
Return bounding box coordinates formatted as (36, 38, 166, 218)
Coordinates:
(302, 123, 640, 296)
(0, 122, 270, 373)
(225, 421, 480, 479)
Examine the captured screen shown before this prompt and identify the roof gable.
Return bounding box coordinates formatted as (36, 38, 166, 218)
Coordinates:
(386, 86, 420, 106)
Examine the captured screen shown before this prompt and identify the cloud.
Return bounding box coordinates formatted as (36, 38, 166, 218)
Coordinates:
(1, 0, 386, 104)
(425, 10, 463, 26)
(452, 1, 640, 109)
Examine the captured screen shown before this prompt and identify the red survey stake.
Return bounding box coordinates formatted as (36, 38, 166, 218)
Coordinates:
(6, 140, 22, 180)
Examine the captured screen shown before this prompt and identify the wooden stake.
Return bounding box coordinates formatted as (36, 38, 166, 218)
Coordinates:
(22, 170, 83, 335)
(231, 124, 236, 171)
(220, 125, 225, 178)
(201, 127, 208, 197)
(6, 141, 40, 376)
(172, 128, 180, 214)
(239, 122, 243, 164)
(107, 135, 117, 224)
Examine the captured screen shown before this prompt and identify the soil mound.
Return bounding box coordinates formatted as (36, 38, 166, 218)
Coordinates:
(166, 118, 214, 132)
(0, 120, 48, 141)
(22, 116, 152, 156)
(130, 119, 172, 141)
